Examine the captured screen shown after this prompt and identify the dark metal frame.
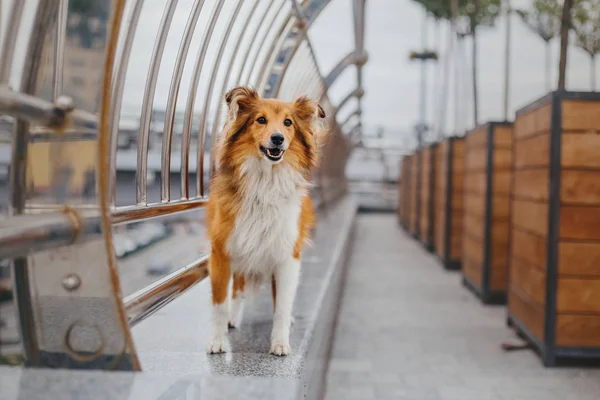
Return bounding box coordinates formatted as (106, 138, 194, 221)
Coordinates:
(399, 155, 411, 230)
(413, 150, 422, 239)
(439, 137, 461, 270)
(507, 90, 600, 367)
(462, 121, 512, 305)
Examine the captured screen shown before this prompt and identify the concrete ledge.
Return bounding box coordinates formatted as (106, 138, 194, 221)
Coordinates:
(0, 197, 357, 400)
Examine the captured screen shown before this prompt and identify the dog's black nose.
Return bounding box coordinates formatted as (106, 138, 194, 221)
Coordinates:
(270, 133, 284, 146)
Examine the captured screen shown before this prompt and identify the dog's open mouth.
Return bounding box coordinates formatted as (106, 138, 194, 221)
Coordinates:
(260, 146, 285, 162)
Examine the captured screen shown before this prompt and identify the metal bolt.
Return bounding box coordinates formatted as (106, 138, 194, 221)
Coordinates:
(62, 273, 81, 291)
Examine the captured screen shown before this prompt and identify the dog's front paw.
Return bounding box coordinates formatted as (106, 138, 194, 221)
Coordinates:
(270, 341, 291, 356)
(206, 336, 227, 354)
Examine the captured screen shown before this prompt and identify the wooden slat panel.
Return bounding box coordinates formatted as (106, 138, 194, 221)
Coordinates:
(511, 199, 548, 236)
(492, 171, 511, 195)
(463, 256, 482, 287)
(556, 315, 600, 347)
(515, 110, 536, 140)
(464, 171, 487, 195)
(514, 102, 551, 140)
(511, 228, 546, 271)
(492, 197, 510, 219)
(464, 213, 485, 241)
(562, 99, 600, 131)
(463, 234, 484, 266)
(491, 221, 509, 263)
(450, 229, 462, 259)
(464, 193, 485, 218)
(513, 169, 549, 201)
(494, 125, 513, 148)
(509, 287, 544, 341)
(557, 278, 600, 313)
(435, 211, 446, 258)
(490, 262, 508, 291)
(493, 148, 512, 170)
(514, 132, 549, 169)
(558, 242, 600, 277)
(536, 102, 552, 133)
(561, 133, 600, 170)
(466, 126, 488, 149)
(510, 257, 546, 305)
(465, 148, 487, 171)
(561, 170, 600, 205)
(560, 206, 600, 240)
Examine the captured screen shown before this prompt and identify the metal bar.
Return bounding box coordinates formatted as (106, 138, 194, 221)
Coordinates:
(0, 210, 100, 259)
(124, 255, 209, 327)
(180, 0, 225, 200)
(0, 87, 97, 131)
(243, 0, 287, 85)
(53, 0, 69, 100)
(336, 87, 363, 111)
(255, 12, 294, 92)
(234, 0, 277, 86)
(289, 0, 307, 26)
(270, 30, 310, 97)
(323, 52, 360, 90)
(161, 0, 206, 203)
(137, 0, 179, 206)
(340, 109, 361, 128)
(210, 0, 262, 148)
(109, 0, 145, 204)
(10, 0, 59, 366)
(0, 0, 25, 84)
(112, 198, 207, 225)
(196, 0, 246, 197)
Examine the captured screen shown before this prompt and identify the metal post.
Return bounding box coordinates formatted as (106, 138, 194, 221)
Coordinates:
(503, 0, 511, 121)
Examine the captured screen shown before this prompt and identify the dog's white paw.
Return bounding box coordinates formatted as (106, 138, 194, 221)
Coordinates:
(270, 341, 292, 356)
(206, 336, 227, 354)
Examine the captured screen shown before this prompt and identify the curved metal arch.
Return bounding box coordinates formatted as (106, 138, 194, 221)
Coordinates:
(336, 87, 364, 113)
(262, 0, 336, 98)
(340, 109, 362, 129)
(323, 51, 367, 88)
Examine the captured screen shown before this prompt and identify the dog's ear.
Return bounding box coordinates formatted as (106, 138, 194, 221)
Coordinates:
(293, 96, 327, 135)
(225, 87, 258, 121)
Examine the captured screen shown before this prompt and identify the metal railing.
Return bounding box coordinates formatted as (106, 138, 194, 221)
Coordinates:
(0, 0, 366, 370)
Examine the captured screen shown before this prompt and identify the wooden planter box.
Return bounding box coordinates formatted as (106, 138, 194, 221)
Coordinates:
(419, 144, 437, 251)
(409, 150, 421, 238)
(508, 91, 600, 366)
(462, 122, 513, 304)
(398, 154, 412, 229)
(434, 137, 465, 270)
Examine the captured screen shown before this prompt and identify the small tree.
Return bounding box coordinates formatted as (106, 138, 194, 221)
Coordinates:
(516, 0, 562, 91)
(558, 0, 577, 89)
(413, 0, 501, 126)
(572, 1, 600, 91)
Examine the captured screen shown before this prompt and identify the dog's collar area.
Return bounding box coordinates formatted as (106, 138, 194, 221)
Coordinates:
(260, 146, 285, 162)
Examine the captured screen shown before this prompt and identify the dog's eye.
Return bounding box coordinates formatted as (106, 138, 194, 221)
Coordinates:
(284, 118, 292, 127)
(257, 116, 267, 124)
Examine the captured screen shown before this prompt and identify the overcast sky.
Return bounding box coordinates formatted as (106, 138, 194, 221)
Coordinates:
(3, 0, 599, 146)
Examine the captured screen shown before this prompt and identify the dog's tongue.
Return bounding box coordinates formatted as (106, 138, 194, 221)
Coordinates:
(269, 148, 282, 157)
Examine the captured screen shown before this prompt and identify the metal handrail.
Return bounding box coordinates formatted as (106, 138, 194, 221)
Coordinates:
(0, 0, 366, 370)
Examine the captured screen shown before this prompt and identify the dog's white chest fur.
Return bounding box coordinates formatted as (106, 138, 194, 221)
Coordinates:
(227, 158, 307, 277)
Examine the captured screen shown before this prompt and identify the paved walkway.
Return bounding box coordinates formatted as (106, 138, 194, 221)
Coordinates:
(324, 215, 600, 400)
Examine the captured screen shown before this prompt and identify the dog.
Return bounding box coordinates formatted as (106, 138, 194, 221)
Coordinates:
(205, 87, 326, 356)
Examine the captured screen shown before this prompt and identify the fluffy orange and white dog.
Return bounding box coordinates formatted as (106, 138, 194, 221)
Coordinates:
(206, 87, 326, 356)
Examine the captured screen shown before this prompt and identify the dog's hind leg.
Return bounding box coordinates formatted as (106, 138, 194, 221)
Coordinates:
(207, 247, 231, 354)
